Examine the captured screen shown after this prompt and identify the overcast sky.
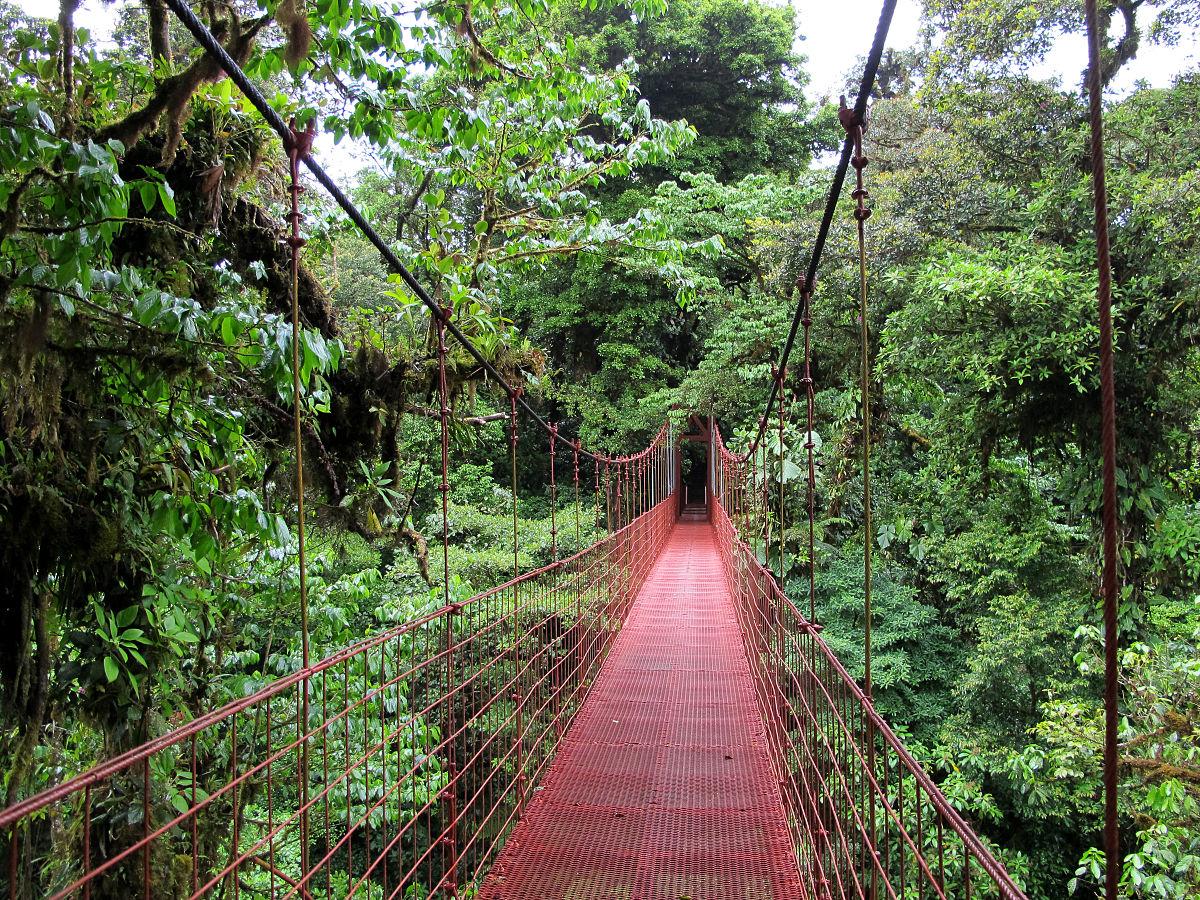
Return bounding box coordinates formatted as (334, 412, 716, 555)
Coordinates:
(17, 0, 1200, 97)
(799, 0, 1198, 101)
(12, 0, 1200, 171)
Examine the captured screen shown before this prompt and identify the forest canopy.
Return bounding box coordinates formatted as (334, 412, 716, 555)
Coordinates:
(0, 0, 1198, 895)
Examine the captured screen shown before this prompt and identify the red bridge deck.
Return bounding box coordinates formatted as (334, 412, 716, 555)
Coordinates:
(480, 520, 804, 900)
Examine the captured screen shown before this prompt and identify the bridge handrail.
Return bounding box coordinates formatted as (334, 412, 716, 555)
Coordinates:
(710, 422, 1027, 899)
(2, 432, 678, 899)
(0, 420, 672, 833)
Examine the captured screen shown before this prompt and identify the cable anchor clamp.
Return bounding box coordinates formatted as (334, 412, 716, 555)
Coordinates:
(837, 95, 866, 134)
(287, 117, 317, 160)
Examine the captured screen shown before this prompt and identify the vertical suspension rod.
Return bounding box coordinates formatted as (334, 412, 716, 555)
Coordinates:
(510, 390, 522, 579)
(799, 279, 817, 624)
(286, 123, 313, 669)
(573, 440, 582, 548)
(508, 388, 525, 814)
(844, 101, 874, 700)
(776, 366, 787, 583)
(286, 120, 315, 880)
(1083, 1, 1121, 895)
(550, 424, 559, 562)
(845, 101, 878, 900)
(436, 294, 459, 894)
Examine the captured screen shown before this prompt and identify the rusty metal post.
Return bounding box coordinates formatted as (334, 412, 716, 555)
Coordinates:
(1083, 1, 1122, 894)
(286, 120, 316, 882)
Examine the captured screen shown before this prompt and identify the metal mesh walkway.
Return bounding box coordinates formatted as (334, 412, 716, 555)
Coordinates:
(479, 520, 804, 900)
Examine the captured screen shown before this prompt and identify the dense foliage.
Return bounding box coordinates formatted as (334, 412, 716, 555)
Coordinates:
(1, 0, 1198, 895)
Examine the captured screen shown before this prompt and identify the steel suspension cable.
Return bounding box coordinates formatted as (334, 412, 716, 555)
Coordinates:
(1083, 0, 1122, 895)
(508, 388, 526, 816)
(595, 456, 603, 534)
(510, 391, 522, 579)
(161, 0, 610, 465)
(748, 0, 898, 457)
(604, 461, 612, 534)
(437, 315, 453, 604)
(750, 447, 759, 560)
(763, 452, 773, 568)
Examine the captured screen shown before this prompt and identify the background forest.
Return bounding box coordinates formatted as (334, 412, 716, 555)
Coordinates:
(1, 0, 1198, 895)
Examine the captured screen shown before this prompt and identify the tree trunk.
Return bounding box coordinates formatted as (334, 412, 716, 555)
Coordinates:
(146, 0, 173, 68)
(58, 0, 80, 136)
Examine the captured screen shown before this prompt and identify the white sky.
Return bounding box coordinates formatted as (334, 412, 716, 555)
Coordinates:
(16, 0, 1199, 97)
(12, 0, 1200, 175)
(796, 0, 1199, 101)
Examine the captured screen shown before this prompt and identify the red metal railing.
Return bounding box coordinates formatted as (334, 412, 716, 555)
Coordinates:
(709, 423, 1028, 900)
(1, 432, 676, 900)
(3, 410, 1032, 900)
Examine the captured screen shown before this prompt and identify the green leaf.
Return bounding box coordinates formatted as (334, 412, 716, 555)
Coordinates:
(103, 656, 119, 683)
(139, 182, 157, 212)
(157, 182, 177, 217)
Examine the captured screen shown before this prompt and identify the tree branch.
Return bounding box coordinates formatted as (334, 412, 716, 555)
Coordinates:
(396, 170, 434, 242)
(1120, 756, 1200, 785)
(96, 13, 269, 161)
(405, 404, 508, 426)
(146, 0, 173, 67)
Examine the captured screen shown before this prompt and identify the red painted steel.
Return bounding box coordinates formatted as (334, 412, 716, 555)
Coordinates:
(1, 417, 1034, 900)
(0, 431, 675, 899)
(1082, 0, 1123, 893)
(478, 520, 805, 900)
(711, 424, 1028, 900)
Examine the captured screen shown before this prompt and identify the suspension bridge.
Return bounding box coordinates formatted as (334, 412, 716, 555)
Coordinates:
(0, 0, 1126, 894)
(0, 422, 1028, 899)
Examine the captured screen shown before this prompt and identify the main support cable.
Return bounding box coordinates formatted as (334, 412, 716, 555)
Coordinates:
(1083, 0, 1122, 895)
(749, 0, 898, 456)
(161, 0, 609, 464)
